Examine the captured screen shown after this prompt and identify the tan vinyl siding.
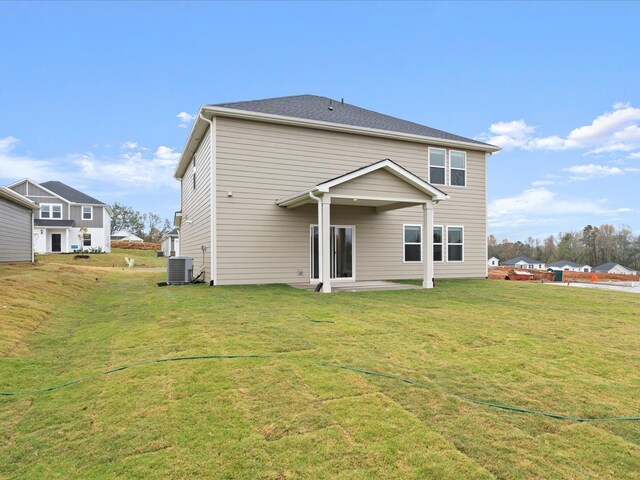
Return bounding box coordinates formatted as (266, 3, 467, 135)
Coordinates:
(214, 117, 487, 284)
(330, 169, 430, 201)
(179, 127, 212, 280)
(0, 197, 33, 262)
(70, 205, 104, 228)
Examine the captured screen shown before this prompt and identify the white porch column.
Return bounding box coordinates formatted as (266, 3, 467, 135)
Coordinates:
(65, 229, 70, 253)
(321, 195, 332, 293)
(423, 201, 434, 289)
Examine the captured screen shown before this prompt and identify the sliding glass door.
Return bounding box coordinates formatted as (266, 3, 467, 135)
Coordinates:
(311, 225, 354, 281)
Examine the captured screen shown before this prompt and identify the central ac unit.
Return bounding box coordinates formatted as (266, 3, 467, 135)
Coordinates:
(167, 256, 193, 284)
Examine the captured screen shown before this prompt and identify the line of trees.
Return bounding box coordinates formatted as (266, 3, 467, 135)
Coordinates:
(110, 203, 173, 243)
(488, 224, 640, 270)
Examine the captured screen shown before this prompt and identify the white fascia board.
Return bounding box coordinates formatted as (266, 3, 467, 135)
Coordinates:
(203, 106, 501, 153)
(174, 106, 210, 179)
(0, 187, 39, 210)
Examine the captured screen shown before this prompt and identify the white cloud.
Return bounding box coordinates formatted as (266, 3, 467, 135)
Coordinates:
(488, 187, 633, 228)
(564, 163, 624, 178)
(177, 112, 196, 128)
(531, 180, 557, 187)
(481, 103, 640, 155)
(0, 135, 180, 189)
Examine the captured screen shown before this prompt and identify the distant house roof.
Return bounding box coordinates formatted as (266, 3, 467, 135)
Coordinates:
(593, 262, 635, 272)
(503, 256, 543, 265)
(111, 230, 144, 242)
(161, 228, 179, 241)
(212, 95, 493, 148)
(548, 260, 589, 268)
(34, 219, 75, 227)
(40, 181, 106, 205)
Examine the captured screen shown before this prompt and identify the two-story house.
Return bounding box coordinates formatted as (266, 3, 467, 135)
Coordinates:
(174, 95, 499, 292)
(7, 179, 112, 253)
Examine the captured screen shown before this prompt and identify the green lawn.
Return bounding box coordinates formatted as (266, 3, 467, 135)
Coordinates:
(1, 265, 639, 479)
(35, 247, 167, 268)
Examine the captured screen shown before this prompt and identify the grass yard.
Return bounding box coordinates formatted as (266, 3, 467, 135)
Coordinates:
(1, 264, 639, 479)
(35, 247, 167, 268)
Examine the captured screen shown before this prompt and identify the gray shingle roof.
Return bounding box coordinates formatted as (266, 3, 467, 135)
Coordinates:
(212, 95, 492, 147)
(593, 262, 634, 272)
(34, 219, 75, 227)
(40, 181, 105, 205)
(503, 256, 543, 265)
(548, 260, 586, 268)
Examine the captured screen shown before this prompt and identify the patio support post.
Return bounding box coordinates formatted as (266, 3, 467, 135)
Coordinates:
(66, 229, 70, 254)
(321, 195, 332, 293)
(423, 201, 434, 289)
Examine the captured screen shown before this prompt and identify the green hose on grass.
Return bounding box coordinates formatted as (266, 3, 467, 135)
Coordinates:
(1, 354, 639, 423)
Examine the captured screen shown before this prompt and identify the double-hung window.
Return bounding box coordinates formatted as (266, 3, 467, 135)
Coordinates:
(83, 233, 92, 247)
(447, 226, 464, 262)
(450, 151, 466, 187)
(403, 225, 422, 263)
(82, 206, 93, 220)
(433, 226, 443, 262)
(429, 148, 446, 185)
(40, 204, 62, 219)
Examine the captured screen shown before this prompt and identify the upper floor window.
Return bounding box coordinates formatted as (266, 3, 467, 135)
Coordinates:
(82, 206, 93, 220)
(447, 226, 464, 262)
(429, 148, 446, 185)
(450, 151, 466, 187)
(403, 225, 422, 263)
(433, 226, 443, 262)
(41, 204, 62, 219)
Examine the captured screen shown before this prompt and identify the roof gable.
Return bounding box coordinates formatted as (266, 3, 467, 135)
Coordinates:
(504, 256, 543, 265)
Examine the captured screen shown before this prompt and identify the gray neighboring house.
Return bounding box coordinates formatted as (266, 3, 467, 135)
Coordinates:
(6, 179, 112, 253)
(503, 256, 545, 270)
(161, 228, 180, 257)
(174, 94, 500, 292)
(593, 262, 638, 276)
(0, 187, 39, 262)
(548, 260, 591, 272)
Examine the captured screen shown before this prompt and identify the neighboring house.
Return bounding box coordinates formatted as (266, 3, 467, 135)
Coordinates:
(503, 256, 545, 270)
(174, 94, 500, 292)
(548, 260, 591, 272)
(0, 187, 39, 262)
(488, 256, 499, 268)
(6, 179, 112, 253)
(161, 228, 180, 257)
(111, 230, 144, 242)
(593, 262, 638, 276)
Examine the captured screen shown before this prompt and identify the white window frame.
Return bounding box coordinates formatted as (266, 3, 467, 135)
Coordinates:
(40, 203, 63, 219)
(83, 233, 92, 247)
(449, 150, 467, 187)
(433, 225, 444, 262)
(428, 147, 446, 185)
(403, 224, 422, 263)
(446, 225, 464, 262)
(82, 206, 93, 220)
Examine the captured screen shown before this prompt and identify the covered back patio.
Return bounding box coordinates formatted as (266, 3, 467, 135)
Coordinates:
(277, 159, 448, 293)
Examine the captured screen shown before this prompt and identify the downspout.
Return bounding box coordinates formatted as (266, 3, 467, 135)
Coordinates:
(199, 113, 217, 286)
(309, 191, 322, 284)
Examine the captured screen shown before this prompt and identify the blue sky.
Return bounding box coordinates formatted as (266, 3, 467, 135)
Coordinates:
(1, 1, 638, 240)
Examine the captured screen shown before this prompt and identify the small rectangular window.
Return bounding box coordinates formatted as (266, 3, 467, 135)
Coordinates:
(429, 148, 446, 185)
(40, 205, 50, 219)
(404, 225, 422, 262)
(83, 233, 92, 247)
(447, 226, 464, 262)
(82, 206, 93, 220)
(52, 205, 62, 219)
(433, 226, 443, 262)
(450, 151, 466, 186)
(192, 157, 196, 190)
